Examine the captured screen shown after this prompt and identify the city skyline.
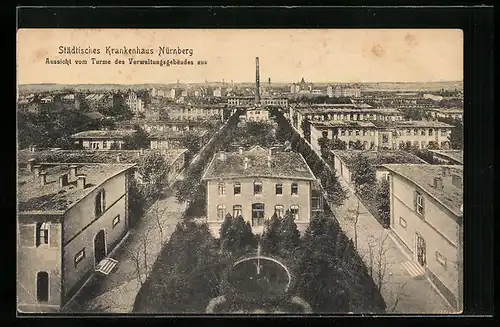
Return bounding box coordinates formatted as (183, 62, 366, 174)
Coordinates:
(17, 29, 463, 85)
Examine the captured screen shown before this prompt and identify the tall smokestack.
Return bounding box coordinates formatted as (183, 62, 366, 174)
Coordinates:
(255, 57, 260, 105)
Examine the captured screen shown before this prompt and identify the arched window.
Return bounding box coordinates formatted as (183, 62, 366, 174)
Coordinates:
(217, 205, 227, 221)
(290, 205, 299, 220)
(36, 271, 49, 302)
(233, 205, 242, 218)
(291, 183, 298, 196)
(274, 205, 284, 218)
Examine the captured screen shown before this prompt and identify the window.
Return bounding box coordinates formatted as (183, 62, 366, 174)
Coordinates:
(414, 141, 419, 147)
(363, 130, 367, 136)
(36, 222, 49, 247)
(348, 130, 352, 136)
(436, 251, 447, 269)
(291, 183, 298, 195)
(355, 130, 360, 136)
(103, 141, 107, 149)
(36, 271, 49, 302)
(421, 141, 426, 149)
(441, 130, 447, 136)
(233, 182, 241, 195)
(420, 129, 426, 136)
(218, 182, 226, 195)
(290, 205, 299, 220)
(95, 190, 106, 217)
(253, 181, 263, 195)
(275, 183, 283, 195)
(252, 203, 265, 226)
(382, 134, 389, 143)
(74, 248, 85, 267)
(406, 129, 411, 136)
(415, 191, 425, 215)
(275, 205, 284, 218)
(428, 129, 434, 136)
(413, 129, 418, 136)
(340, 130, 346, 136)
(217, 205, 227, 221)
(322, 131, 328, 138)
(399, 217, 407, 228)
(112, 215, 120, 228)
(233, 205, 242, 218)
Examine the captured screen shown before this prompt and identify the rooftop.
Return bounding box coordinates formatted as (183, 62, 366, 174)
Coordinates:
(310, 120, 377, 128)
(297, 107, 400, 115)
(332, 150, 427, 167)
(71, 129, 136, 139)
(147, 129, 207, 139)
(429, 150, 464, 164)
(18, 148, 187, 167)
(18, 163, 135, 212)
(202, 146, 316, 181)
(371, 120, 455, 129)
(85, 94, 105, 102)
(383, 164, 463, 217)
(84, 111, 105, 120)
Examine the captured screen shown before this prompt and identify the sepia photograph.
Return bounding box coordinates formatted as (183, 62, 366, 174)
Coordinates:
(16, 28, 464, 315)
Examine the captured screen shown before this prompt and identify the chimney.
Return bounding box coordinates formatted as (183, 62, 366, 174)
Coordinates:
(33, 165, 41, 177)
(267, 155, 272, 168)
(77, 174, 87, 189)
(69, 165, 78, 179)
(452, 174, 462, 188)
(219, 152, 226, 161)
(442, 166, 450, 177)
(59, 173, 69, 187)
(39, 171, 47, 185)
(255, 57, 260, 104)
(244, 157, 249, 169)
(27, 158, 36, 172)
(433, 177, 443, 190)
(238, 147, 243, 155)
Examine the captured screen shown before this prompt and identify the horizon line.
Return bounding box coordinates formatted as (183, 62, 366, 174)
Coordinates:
(18, 80, 464, 86)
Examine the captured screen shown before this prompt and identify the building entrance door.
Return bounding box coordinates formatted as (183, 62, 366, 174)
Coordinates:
(252, 203, 265, 226)
(415, 233, 426, 267)
(94, 230, 106, 266)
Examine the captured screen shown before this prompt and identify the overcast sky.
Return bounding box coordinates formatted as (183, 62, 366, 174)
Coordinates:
(17, 29, 463, 84)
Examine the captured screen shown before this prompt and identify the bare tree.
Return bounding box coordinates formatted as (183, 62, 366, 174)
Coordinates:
(364, 231, 407, 312)
(346, 197, 361, 250)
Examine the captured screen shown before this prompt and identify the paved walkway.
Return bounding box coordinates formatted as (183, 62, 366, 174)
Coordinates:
(330, 177, 454, 314)
(63, 173, 186, 313)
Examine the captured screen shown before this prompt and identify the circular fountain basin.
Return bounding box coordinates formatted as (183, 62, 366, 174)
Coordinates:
(227, 256, 292, 301)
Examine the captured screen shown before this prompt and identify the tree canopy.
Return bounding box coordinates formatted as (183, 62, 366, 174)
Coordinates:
(137, 152, 169, 199)
(219, 214, 256, 255)
(122, 125, 150, 149)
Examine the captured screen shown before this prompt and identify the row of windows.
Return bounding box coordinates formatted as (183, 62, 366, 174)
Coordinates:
(396, 129, 448, 137)
(333, 129, 448, 137)
(218, 182, 299, 196)
(399, 140, 449, 148)
(216, 204, 300, 221)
